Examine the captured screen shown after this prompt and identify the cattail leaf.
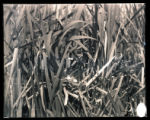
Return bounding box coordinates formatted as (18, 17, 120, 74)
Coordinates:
(104, 28, 107, 59)
(83, 96, 92, 110)
(74, 4, 84, 20)
(16, 68, 22, 117)
(109, 24, 121, 61)
(5, 5, 18, 25)
(86, 56, 115, 87)
(43, 30, 53, 57)
(63, 20, 86, 32)
(10, 48, 18, 78)
(57, 92, 66, 116)
(31, 98, 35, 117)
(26, 6, 33, 40)
(67, 91, 78, 99)
(97, 6, 105, 40)
(93, 44, 100, 63)
(141, 67, 144, 86)
(114, 75, 124, 101)
(56, 42, 71, 78)
(70, 35, 97, 41)
(49, 77, 60, 105)
(58, 21, 86, 47)
(25, 96, 31, 110)
(5, 48, 18, 101)
(22, 63, 28, 73)
(16, 5, 25, 27)
(68, 102, 80, 117)
(78, 90, 88, 117)
(40, 85, 46, 111)
(43, 52, 52, 104)
(4, 60, 12, 68)
(46, 109, 54, 117)
(96, 87, 108, 95)
(13, 70, 33, 109)
(63, 87, 69, 106)
(55, 96, 61, 117)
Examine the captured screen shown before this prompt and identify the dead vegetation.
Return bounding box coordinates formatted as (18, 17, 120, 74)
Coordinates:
(3, 4, 145, 117)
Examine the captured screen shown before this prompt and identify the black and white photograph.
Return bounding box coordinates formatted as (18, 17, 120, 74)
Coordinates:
(3, 4, 146, 117)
